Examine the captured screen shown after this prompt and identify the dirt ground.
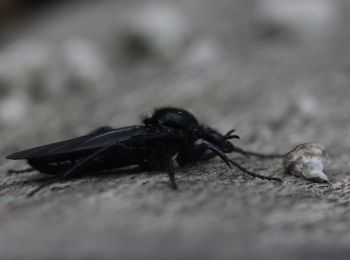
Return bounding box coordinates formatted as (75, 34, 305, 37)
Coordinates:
(1, 1, 350, 259)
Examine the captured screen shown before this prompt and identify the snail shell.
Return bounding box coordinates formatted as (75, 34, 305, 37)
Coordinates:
(283, 143, 329, 183)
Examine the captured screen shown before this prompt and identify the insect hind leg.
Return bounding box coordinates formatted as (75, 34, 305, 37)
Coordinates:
(27, 143, 133, 196)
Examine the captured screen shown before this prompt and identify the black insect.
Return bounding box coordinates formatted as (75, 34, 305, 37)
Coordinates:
(6, 107, 281, 196)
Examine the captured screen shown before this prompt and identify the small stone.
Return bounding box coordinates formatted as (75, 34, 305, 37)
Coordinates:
(283, 143, 329, 183)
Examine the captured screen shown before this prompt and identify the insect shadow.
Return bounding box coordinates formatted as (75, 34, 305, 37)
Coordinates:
(6, 166, 145, 195)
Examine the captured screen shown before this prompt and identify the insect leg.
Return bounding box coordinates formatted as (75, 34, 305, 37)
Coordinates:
(228, 159, 281, 182)
(167, 158, 177, 190)
(177, 144, 221, 166)
(200, 143, 281, 182)
(199, 143, 232, 169)
(60, 144, 116, 178)
(8, 167, 36, 174)
(27, 144, 120, 196)
(176, 128, 244, 166)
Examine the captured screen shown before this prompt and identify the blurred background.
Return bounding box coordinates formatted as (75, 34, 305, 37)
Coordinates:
(1, 1, 350, 259)
(1, 0, 349, 150)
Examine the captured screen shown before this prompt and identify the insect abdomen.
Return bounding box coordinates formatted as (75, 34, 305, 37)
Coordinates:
(28, 158, 79, 175)
(27, 146, 145, 175)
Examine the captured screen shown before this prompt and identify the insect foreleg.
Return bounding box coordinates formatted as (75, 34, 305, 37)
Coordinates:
(194, 143, 281, 182)
(177, 144, 218, 166)
(199, 143, 233, 169)
(227, 158, 281, 182)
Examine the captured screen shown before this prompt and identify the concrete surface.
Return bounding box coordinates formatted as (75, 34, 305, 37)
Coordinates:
(1, 1, 350, 259)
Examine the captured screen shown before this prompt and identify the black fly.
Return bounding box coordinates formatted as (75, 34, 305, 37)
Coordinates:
(6, 107, 281, 196)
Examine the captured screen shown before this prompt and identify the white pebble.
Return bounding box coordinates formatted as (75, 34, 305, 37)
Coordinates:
(283, 143, 329, 183)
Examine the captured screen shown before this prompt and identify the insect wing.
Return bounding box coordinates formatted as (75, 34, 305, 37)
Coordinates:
(6, 125, 150, 160)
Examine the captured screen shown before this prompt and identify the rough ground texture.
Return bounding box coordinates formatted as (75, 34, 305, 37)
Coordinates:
(1, 1, 350, 259)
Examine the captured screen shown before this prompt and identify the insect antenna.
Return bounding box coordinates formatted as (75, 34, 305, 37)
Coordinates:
(224, 129, 283, 159)
(224, 129, 240, 140)
(231, 146, 284, 159)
